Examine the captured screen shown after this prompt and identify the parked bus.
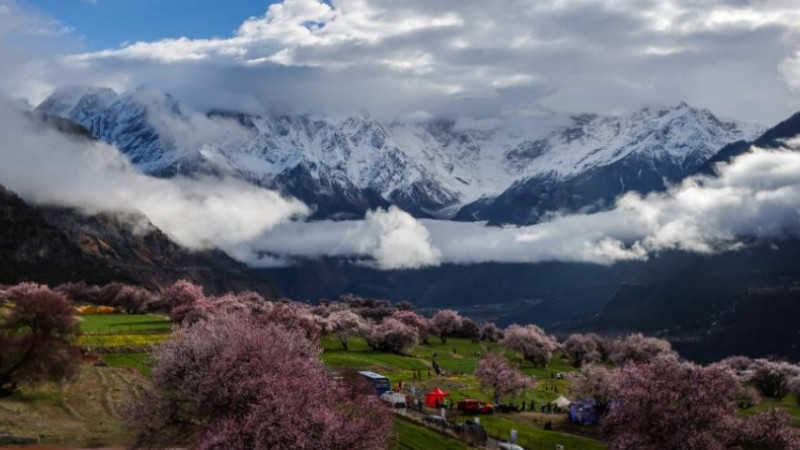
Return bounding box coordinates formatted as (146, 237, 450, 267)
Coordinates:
(358, 371, 391, 396)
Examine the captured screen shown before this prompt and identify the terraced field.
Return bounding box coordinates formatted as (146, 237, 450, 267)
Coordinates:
(0, 313, 168, 446)
(77, 313, 171, 348)
(0, 365, 148, 447)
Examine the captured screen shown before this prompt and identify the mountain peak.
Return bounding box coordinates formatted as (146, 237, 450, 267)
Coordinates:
(36, 86, 758, 221)
(36, 85, 117, 118)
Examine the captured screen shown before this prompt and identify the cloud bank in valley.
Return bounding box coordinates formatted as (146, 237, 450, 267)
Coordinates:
(225, 207, 443, 270)
(235, 144, 800, 269)
(0, 103, 308, 250)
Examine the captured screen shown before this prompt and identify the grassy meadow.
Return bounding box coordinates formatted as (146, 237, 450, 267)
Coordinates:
(323, 334, 602, 450)
(393, 417, 472, 450)
(8, 313, 595, 449)
(7, 312, 800, 449)
(77, 313, 172, 348)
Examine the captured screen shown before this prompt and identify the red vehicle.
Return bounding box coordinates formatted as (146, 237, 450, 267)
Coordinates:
(457, 399, 495, 414)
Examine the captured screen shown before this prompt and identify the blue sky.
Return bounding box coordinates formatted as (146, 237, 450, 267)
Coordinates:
(21, 0, 275, 49)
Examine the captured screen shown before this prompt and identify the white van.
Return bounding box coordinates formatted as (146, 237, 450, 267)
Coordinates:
(380, 391, 407, 409)
(498, 443, 525, 450)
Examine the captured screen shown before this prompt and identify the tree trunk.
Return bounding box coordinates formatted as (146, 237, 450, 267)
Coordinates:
(0, 374, 18, 398)
(0, 336, 37, 397)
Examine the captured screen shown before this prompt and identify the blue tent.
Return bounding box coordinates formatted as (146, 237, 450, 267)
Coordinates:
(568, 401, 600, 425)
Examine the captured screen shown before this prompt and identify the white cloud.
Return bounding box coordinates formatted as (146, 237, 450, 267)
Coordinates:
(0, 102, 308, 251)
(233, 143, 800, 269)
(780, 50, 800, 92)
(0, 0, 794, 122)
(231, 206, 441, 270)
(349, 207, 442, 269)
(491, 74, 537, 89)
(0, 1, 88, 103)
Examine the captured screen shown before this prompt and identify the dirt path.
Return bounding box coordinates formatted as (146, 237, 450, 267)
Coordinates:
(0, 364, 147, 448)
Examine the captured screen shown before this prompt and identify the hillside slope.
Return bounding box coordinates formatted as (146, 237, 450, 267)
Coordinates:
(0, 112, 279, 294)
(0, 182, 279, 295)
(0, 183, 118, 286)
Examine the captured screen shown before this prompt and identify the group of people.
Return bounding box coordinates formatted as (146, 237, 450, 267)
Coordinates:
(435, 398, 456, 411)
(410, 370, 434, 381)
(540, 403, 559, 414)
(520, 400, 535, 411)
(541, 382, 560, 393)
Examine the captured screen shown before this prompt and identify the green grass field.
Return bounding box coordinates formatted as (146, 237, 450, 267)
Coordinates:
(392, 417, 472, 450)
(481, 415, 606, 450)
(102, 352, 153, 376)
(77, 313, 171, 348)
(323, 336, 572, 404)
(321, 334, 602, 449)
(743, 393, 800, 427)
(78, 313, 171, 333)
(323, 336, 430, 372)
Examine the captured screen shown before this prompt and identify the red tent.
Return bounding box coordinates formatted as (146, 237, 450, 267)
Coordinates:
(425, 387, 448, 408)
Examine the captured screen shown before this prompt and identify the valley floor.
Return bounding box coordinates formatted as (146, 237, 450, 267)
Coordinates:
(4, 313, 800, 450)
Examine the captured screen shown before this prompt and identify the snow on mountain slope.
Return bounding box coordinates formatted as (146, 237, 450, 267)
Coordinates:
(36, 86, 762, 221)
(451, 104, 765, 224)
(503, 103, 762, 178)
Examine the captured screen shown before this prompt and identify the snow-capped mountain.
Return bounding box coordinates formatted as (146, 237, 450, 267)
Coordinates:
(455, 104, 765, 224)
(36, 86, 762, 222)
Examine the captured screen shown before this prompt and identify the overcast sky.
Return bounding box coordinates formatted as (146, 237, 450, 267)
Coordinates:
(4, 0, 800, 124)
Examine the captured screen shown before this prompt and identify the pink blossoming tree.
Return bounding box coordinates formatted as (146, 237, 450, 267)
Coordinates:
(475, 353, 534, 403)
(500, 324, 559, 367)
(0, 285, 80, 396)
(563, 333, 602, 368)
(163, 279, 207, 323)
(325, 309, 366, 350)
(600, 359, 800, 450)
(568, 364, 619, 413)
(391, 310, 431, 344)
(431, 309, 463, 344)
(128, 312, 393, 450)
(746, 359, 800, 399)
(365, 317, 418, 355)
(478, 322, 504, 343)
(607, 333, 677, 365)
